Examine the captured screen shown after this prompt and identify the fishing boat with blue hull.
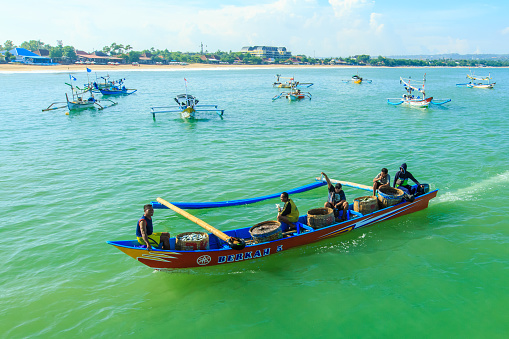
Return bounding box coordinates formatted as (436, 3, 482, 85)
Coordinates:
(108, 177, 438, 270)
(98, 87, 137, 96)
(92, 77, 137, 96)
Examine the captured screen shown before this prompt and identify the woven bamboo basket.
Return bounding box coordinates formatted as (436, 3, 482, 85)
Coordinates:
(175, 232, 209, 251)
(353, 196, 378, 214)
(249, 221, 282, 243)
(307, 207, 335, 229)
(377, 186, 404, 208)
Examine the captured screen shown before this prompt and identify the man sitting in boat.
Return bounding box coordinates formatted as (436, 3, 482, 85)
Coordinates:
(373, 168, 390, 196)
(393, 163, 422, 196)
(136, 204, 170, 250)
(321, 172, 349, 221)
(277, 192, 300, 230)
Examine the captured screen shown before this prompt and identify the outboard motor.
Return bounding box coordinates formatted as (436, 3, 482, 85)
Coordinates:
(416, 184, 430, 196)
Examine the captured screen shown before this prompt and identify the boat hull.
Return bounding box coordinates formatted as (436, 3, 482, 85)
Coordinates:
(67, 101, 96, 110)
(180, 107, 196, 119)
(99, 88, 137, 95)
(108, 190, 438, 269)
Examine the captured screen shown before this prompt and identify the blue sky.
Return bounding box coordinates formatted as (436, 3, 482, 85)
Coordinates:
(2, 0, 508, 57)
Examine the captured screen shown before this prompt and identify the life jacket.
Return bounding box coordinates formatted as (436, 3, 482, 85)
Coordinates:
(283, 199, 299, 222)
(136, 215, 153, 237)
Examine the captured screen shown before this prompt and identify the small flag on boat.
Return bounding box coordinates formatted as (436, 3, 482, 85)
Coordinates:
(69, 75, 77, 81)
(184, 78, 187, 82)
(86, 68, 92, 72)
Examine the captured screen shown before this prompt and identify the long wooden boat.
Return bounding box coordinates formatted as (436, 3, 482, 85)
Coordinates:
(108, 180, 438, 270)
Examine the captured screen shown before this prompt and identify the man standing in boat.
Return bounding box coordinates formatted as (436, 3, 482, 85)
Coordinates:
(136, 204, 170, 250)
(321, 172, 349, 221)
(373, 168, 391, 196)
(393, 163, 422, 195)
(277, 192, 300, 229)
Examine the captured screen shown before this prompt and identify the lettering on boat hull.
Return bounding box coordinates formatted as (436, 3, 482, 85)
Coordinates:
(217, 246, 282, 264)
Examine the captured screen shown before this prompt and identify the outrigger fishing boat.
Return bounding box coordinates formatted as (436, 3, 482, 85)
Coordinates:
(387, 74, 451, 108)
(342, 74, 372, 84)
(150, 80, 224, 120)
(92, 76, 137, 96)
(272, 85, 312, 101)
(42, 75, 117, 112)
(273, 74, 313, 88)
(107, 176, 438, 270)
(456, 71, 495, 89)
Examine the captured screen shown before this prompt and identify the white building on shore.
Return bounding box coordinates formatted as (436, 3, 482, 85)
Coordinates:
(240, 46, 292, 60)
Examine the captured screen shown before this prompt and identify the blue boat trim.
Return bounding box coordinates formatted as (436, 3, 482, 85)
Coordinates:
(151, 181, 326, 209)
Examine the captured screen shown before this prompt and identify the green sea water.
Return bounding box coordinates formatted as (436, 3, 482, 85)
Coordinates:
(1, 67, 508, 338)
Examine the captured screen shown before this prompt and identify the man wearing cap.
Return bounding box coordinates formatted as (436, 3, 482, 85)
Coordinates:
(393, 163, 421, 195)
(321, 172, 349, 221)
(373, 168, 391, 196)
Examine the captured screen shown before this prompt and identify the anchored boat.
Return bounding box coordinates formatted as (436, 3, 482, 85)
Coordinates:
(150, 80, 224, 120)
(387, 74, 451, 108)
(43, 74, 117, 112)
(93, 77, 137, 96)
(108, 177, 438, 270)
(342, 74, 372, 84)
(272, 84, 312, 101)
(456, 72, 495, 89)
(273, 74, 313, 88)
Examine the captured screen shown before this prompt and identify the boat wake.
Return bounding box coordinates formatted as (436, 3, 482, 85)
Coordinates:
(436, 170, 509, 203)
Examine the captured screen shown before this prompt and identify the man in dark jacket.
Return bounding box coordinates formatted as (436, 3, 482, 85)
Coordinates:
(393, 163, 422, 195)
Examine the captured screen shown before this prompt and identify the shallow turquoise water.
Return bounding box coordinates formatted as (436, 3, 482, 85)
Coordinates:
(1, 67, 508, 337)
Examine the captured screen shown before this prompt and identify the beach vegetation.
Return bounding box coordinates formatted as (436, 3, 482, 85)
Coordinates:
(4, 51, 13, 62)
(2, 40, 16, 51)
(3, 38, 509, 67)
(20, 40, 49, 51)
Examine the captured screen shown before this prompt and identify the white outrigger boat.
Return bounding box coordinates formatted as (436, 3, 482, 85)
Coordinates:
(387, 74, 451, 108)
(342, 73, 372, 84)
(273, 74, 313, 88)
(272, 84, 312, 102)
(43, 75, 117, 112)
(150, 80, 224, 120)
(456, 72, 495, 89)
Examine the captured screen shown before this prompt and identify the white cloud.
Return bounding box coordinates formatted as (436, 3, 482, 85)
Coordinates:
(502, 27, 509, 35)
(328, 0, 373, 17)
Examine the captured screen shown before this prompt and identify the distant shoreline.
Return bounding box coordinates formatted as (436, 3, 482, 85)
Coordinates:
(0, 63, 505, 73)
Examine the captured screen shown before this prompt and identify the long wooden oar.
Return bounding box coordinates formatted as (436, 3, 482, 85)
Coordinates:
(156, 197, 246, 250)
(315, 177, 372, 192)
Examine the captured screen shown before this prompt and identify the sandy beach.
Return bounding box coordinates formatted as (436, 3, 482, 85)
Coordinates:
(0, 62, 360, 73)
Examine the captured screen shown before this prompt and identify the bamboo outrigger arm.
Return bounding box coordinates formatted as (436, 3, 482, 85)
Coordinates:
(156, 197, 246, 250)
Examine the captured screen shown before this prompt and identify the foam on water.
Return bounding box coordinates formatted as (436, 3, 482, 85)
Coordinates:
(437, 170, 509, 202)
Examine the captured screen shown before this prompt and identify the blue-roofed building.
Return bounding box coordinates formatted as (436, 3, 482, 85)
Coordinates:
(1, 48, 57, 65)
